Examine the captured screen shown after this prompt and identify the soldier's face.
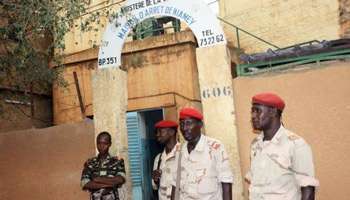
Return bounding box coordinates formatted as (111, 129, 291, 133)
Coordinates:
(96, 136, 111, 155)
(156, 128, 175, 144)
(180, 118, 202, 142)
(251, 103, 273, 130)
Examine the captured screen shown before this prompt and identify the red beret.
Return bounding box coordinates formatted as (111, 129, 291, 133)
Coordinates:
(252, 92, 285, 110)
(179, 107, 203, 120)
(155, 120, 178, 129)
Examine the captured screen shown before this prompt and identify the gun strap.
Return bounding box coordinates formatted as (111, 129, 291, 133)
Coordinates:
(157, 152, 163, 170)
(174, 147, 182, 200)
(156, 152, 163, 188)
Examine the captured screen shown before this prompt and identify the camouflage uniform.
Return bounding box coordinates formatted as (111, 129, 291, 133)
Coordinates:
(81, 154, 126, 200)
(172, 135, 234, 200)
(246, 126, 319, 200)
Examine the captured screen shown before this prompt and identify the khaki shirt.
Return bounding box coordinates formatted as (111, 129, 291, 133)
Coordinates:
(152, 143, 181, 200)
(172, 135, 233, 200)
(246, 126, 319, 200)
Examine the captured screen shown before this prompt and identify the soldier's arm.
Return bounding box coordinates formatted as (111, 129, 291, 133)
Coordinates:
(170, 186, 175, 200)
(214, 142, 233, 200)
(292, 139, 318, 200)
(81, 159, 110, 190)
(93, 158, 126, 187)
(93, 176, 125, 187)
(222, 182, 232, 200)
(83, 181, 112, 190)
(301, 186, 315, 200)
(152, 153, 162, 189)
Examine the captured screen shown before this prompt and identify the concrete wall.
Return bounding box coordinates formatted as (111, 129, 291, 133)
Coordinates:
(0, 90, 52, 133)
(220, 0, 340, 53)
(339, 0, 350, 37)
(0, 122, 95, 200)
(232, 61, 350, 199)
(196, 45, 243, 200)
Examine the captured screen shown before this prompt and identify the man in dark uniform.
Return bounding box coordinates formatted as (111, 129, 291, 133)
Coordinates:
(81, 131, 126, 200)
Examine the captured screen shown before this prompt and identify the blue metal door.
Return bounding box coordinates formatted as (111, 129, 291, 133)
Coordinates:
(127, 110, 164, 200)
(126, 112, 144, 200)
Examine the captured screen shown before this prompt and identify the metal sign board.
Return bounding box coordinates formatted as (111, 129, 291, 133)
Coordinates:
(98, 0, 226, 68)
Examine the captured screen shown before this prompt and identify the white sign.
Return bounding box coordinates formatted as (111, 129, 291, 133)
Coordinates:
(98, 0, 226, 68)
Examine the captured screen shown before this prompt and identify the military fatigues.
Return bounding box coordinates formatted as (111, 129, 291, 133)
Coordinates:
(172, 135, 233, 200)
(246, 126, 319, 200)
(152, 143, 181, 200)
(81, 154, 126, 200)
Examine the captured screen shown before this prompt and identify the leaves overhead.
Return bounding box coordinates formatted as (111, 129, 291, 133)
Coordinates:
(0, 0, 88, 94)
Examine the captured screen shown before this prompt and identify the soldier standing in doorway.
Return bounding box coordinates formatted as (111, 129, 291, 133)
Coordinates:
(152, 120, 180, 200)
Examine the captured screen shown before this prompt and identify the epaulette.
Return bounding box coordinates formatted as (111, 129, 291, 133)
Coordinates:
(285, 130, 300, 141)
(207, 140, 221, 150)
(175, 143, 181, 151)
(84, 157, 96, 167)
(251, 137, 260, 146)
(88, 157, 97, 162)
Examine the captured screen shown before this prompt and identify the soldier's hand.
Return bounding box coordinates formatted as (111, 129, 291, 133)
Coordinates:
(115, 156, 124, 161)
(152, 169, 162, 183)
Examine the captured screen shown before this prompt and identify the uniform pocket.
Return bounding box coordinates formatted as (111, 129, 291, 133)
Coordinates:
(267, 152, 291, 170)
(165, 186, 172, 197)
(197, 177, 218, 194)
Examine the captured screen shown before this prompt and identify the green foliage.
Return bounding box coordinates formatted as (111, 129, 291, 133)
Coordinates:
(0, 0, 128, 120)
(0, 0, 88, 94)
(0, 0, 99, 121)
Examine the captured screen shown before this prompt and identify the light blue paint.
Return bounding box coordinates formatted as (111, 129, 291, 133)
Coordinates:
(127, 112, 143, 200)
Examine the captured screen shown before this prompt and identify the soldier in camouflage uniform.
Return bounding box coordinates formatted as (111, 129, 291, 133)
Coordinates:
(81, 131, 126, 200)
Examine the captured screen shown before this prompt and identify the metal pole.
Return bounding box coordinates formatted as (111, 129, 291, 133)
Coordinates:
(73, 71, 86, 118)
(218, 17, 280, 49)
(236, 28, 240, 50)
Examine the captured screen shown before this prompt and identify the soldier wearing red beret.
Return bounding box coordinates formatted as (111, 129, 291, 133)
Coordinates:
(152, 120, 180, 200)
(171, 107, 233, 200)
(247, 92, 319, 200)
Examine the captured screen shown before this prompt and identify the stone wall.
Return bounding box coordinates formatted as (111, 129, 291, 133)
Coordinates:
(339, 0, 350, 37)
(220, 0, 340, 53)
(0, 91, 52, 133)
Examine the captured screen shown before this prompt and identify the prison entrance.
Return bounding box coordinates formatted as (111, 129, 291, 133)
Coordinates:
(127, 109, 163, 200)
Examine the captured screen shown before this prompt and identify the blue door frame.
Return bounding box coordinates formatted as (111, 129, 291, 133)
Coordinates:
(126, 110, 163, 200)
(126, 112, 144, 200)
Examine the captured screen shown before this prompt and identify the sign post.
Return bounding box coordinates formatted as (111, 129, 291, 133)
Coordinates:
(196, 45, 244, 200)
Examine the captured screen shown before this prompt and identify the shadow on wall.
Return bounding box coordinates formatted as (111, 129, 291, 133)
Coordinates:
(0, 121, 95, 200)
